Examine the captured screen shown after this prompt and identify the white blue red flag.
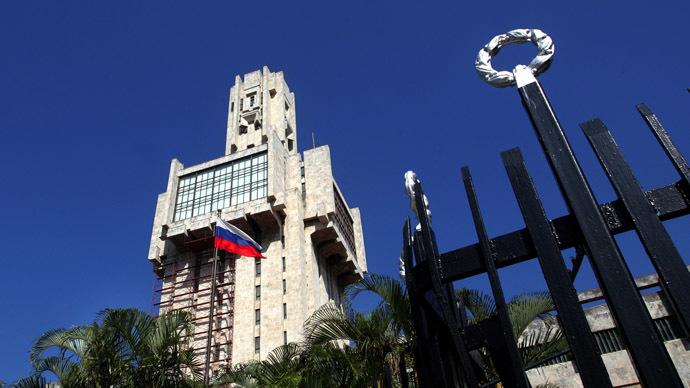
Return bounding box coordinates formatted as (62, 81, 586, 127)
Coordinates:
(214, 217, 265, 258)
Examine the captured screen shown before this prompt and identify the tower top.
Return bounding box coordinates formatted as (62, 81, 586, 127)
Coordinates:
(225, 66, 297, 155)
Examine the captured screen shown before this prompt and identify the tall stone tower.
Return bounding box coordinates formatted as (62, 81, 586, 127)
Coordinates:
(147, 67, 367, 376)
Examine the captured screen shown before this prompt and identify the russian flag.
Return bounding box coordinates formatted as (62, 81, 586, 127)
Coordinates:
(214, 217, 266, 258)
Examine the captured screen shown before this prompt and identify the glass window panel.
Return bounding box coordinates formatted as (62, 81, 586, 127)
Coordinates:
(173, 151, 268, 221)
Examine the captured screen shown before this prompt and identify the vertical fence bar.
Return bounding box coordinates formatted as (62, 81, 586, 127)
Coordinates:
(501, 148, 613, 387)
(461, 167, 530, 388)
(413, 182, 479, 388)
(636, 103, 690, 184)
(582, 118, 690, 338)
(413, 228, 460, 387)
(402, 217, 439, 388)
(515, 68, 682, 386)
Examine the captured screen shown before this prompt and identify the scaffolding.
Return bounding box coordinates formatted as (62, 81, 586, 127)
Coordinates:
(150, 236, 236, 375)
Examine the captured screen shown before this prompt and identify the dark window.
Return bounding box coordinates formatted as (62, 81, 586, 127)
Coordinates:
(256, 285, 261, 300)
(255, 337, 260, 354)
(239, 126, 248, 134)
(255, 309, 261, 325)
(231, 102, 234, 112)
(256, 260, 261, 277)
(250, 95, 255, 106)
(240, 99, 243, 111)
(283, 303, 287, 319)
(282, 257, 286, 272)
(283, 331, 288, 345)
(283, 279, 286, 294)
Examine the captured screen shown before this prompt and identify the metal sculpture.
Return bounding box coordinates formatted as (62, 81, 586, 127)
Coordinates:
(475, 28, 554, 88)
(399, 170, 432, 282)
(400, 28, 690, 387)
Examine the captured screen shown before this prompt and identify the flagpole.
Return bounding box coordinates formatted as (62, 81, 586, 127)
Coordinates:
(203, 213, 221, 387)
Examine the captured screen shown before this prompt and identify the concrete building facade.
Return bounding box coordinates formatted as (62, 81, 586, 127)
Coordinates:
(147, 67, 367, 375)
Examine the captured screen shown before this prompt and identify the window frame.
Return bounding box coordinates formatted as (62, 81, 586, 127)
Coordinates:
(173, 152, 268, 221)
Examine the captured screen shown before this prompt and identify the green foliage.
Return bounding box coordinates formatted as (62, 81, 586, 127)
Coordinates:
(214, 343, 303, 388)
(214, 273, 411, 388)
(10, 276, 565, 388)
(24, 308, 200, 388)
(345, 273, 415, 343)
(6, 376, 47, 388)
(304, 274, 412, 386)
(456, 288, 568, 381)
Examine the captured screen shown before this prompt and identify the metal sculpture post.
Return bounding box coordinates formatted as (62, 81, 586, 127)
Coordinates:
(475, 28, 684, 386)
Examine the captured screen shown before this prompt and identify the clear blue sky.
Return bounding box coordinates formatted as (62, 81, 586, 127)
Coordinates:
(1, 0, 689, 383)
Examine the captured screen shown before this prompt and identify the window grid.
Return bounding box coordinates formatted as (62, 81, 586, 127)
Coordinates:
(333, 187, 356, 257)
(174, 152, 268, 221)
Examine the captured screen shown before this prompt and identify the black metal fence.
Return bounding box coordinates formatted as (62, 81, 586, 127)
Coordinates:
(401, 78, 690, 387)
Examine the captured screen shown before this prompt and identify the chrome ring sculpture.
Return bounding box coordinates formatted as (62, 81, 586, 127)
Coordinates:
(475, 28, 554, 88)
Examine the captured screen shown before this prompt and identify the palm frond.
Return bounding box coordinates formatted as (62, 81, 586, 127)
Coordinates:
(303, 303, 358, 345)
(8, 376, 46, 388)
(214, 361, 262, 388)
(30, 328, 71, 362)
(345, 274, 415, 341)
(507, 291, 555, 338)
(455, 288, 496, 322)
(33, 356, 76, 380)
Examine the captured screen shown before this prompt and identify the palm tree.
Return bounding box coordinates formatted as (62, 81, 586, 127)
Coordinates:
(213, 343, 302, 388)
(297, 342, 361, 388)
(345, 274, 414, 344)
(130, 309, 202, 386)
(304, 303, 401, 385)
(456, 289, 567, 382)
(301, 274, 414, 387)
(214, 274, 412, 388)
(29, 308, 200, 388)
